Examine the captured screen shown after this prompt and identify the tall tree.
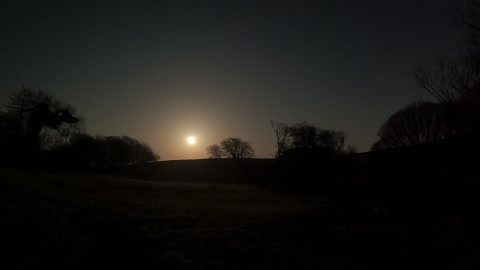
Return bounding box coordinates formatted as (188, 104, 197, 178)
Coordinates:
(270, 121, 290, 158)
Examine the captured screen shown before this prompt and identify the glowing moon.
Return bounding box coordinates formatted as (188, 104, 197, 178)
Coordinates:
(187, 136, 196, 145)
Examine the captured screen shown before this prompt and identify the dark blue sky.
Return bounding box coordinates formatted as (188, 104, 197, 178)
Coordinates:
(0, 0, 465, 160)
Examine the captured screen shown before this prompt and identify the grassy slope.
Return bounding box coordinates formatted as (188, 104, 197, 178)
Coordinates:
(0, 168, 475, 269)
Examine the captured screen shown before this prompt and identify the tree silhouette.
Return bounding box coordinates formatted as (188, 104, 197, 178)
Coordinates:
(413, 0, 480, 136)
(56, 134, 159, 169)
(372, 101, 452, 150)
(414, 0, 480, 104)
(317, 129, 346, 153)
(270, 121, 290, 158)
(459, 0, 480, 87)
(414, 54, 474, 103)
(206, 144, 223, 158)
(102, 136, 159, 167)
(2, 86, 84, 153)
(289, 122, 318, 149)
(219, 137, 255, 159)
(271, 121, 355, 156)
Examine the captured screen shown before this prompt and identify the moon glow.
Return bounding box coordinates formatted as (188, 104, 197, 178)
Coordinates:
(187, 136, 196, 145)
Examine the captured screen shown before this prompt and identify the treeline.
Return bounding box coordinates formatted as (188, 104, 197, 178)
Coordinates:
(0, 87, 159, 169)
(49, 134, 159, 169)
(269, 121, 356, 159)
(204, 122, 357, 160)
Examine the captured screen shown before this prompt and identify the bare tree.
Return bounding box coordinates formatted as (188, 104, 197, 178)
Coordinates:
(206, 144, 223, 158)
(412, 0, 480, 137)
(414, 0, 480, 104)
(414, 54, 477, 103)
(220, 137, 255, 159)
(458, 0, 480, 77)
(372, 101, 451, 150)
(270, 120, 290, 158)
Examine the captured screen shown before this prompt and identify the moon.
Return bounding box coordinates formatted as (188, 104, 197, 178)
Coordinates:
(187, 136, 196, 145)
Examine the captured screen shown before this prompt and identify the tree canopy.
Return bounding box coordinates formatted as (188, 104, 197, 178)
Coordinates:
(371, 102, 453, 150)
(270, 121, 356, 158)
(206, 137, 255, 159)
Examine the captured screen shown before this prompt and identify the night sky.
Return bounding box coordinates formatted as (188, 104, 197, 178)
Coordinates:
(0, 0, 464, 160)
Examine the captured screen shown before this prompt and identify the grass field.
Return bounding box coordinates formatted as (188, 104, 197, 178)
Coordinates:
(0, 167, 477, 269)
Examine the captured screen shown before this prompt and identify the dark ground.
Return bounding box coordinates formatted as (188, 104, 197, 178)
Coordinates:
(1, 164, 479, 270)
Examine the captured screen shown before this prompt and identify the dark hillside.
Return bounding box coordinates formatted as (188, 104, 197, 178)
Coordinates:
(125, 158, 276, 183)
(2, 142, 480, 270)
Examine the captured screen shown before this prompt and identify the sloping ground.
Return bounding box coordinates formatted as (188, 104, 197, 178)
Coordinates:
(0, 168, 478, 269)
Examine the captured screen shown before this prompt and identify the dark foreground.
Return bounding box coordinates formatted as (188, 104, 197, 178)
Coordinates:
(0, 168, 478, 270)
